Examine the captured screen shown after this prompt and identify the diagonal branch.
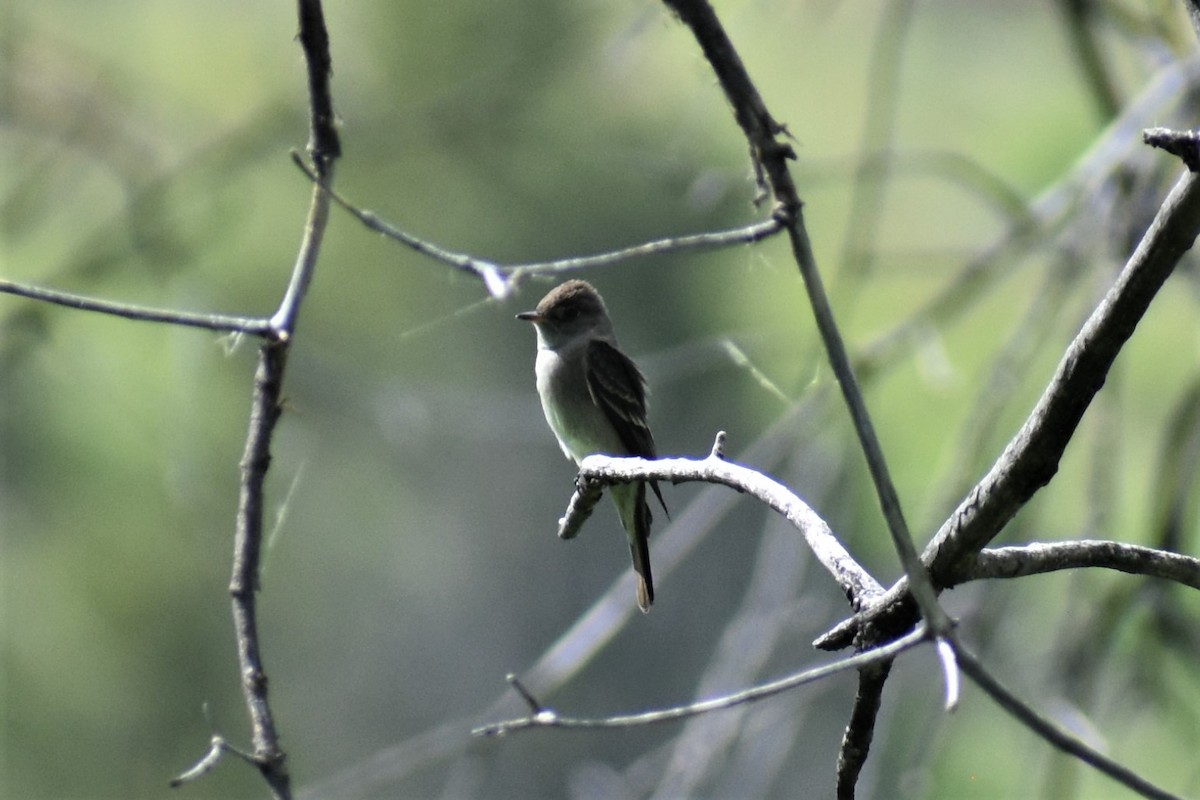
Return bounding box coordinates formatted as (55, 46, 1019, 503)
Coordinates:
(660, 0, 948, 641)
(473, 626, 927, 738)
(218, 3, 341, 798)
(291, 153, 783, 300)
(0, 278, 274, 336)
(818, 167, 1200, 653)
(926, 168, 1200, 580)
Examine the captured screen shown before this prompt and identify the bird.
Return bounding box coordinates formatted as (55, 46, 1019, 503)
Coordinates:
(517, 279, 666, 611)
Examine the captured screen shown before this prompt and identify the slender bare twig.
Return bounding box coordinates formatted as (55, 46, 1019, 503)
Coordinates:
(955, 646, 1183, 800)
(0, 278, 273, 336)
(212, 3, 341, 798)
(657, 8, 961, 793)
(473, 626, 927, 737)
(659, 0, 947, 642)
(289, 153, 512, 296)
(291, 152, 783, 299)
(229, 341, 292, 799)
(954, 540, 1200, 590)
(502, 219, 782, 279)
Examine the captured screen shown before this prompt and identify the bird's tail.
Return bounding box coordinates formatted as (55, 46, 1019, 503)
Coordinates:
(620, 482, 654, 613)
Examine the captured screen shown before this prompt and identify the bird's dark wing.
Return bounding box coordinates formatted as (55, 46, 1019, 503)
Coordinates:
(586, 339, 668, 516)
(586, 339, 654, 457)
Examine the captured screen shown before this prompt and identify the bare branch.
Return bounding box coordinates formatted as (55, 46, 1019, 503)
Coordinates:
(502, 219, 782, 279)
(504, 674, 546, 715)
(956, 645, 1184, 800)
(0, 278, 274, 336)
(819, 166, 1200, 653)
(289, 153, 513, 296)
(221, 3, 340, 798)
(955, 540, 1200, 590)
(570, 446, 884, 605)
(925, 168, 1200, 578)
(473, 626, 927, 738)
(291, 153, 783, 300)
(230, 342, 291, 800)
(661, 0, 949, 643)
(297, 0, 340, 168)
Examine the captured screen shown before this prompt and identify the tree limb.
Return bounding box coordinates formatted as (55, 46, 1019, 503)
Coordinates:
(569, 436, 884, 607)
(473, 626, 927, 738)
(955, 540, 1200, 590)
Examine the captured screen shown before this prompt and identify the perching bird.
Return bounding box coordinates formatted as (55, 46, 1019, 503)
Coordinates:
(517, 280, 666, 611)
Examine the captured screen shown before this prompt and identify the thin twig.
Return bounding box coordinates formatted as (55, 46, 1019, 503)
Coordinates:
(0, 278, 274, 336)
(505, 674, 546, 715)
(503, 219, 782, 279)
(289, 153, 511, 296)
(291, 152, 783, 300)
(229, 342, 291, 800)
(473, 626, 927, 737)
(660, 0, 948, 641)
(219, 3, 340, 798)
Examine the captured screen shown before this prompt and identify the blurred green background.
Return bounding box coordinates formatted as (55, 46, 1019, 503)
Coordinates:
(3, 1, 1199, 798)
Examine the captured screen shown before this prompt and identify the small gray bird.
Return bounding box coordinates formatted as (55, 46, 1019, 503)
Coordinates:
(517, 280, 666, 612)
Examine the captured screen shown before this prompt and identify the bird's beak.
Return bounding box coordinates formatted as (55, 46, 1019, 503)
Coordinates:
(515, 311, 542, 322)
